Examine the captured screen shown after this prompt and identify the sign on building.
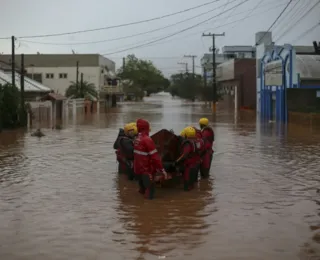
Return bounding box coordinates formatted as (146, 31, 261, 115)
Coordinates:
(264, 60, 283, 86)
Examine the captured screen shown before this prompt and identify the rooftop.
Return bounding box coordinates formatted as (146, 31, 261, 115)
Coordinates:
(296, 55, 320, 79)
(0, 54, 115, 68)
(0, 70, 52, 92)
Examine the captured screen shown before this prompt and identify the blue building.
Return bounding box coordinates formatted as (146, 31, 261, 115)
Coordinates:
(259, 44, 320, 123)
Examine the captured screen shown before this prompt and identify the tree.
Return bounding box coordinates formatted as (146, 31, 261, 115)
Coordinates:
(168, 73, 203, 101)
(117, 54, 169, 97)
(65, 81, 98, 99)
(0, 83, 23, 130)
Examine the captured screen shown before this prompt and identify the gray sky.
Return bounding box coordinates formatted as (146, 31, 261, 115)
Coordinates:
(0, 0, 319, 77)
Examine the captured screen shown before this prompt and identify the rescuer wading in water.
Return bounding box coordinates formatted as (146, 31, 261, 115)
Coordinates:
(133, 118, 168, 200)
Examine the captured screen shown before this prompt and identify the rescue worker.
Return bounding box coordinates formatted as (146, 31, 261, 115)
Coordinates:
(133, 118, 167, 200)
(175, 126, 204, 191)
(114, 127, 126, 173)
(199, 118, 215, 179)
(118, 123, 138, 180)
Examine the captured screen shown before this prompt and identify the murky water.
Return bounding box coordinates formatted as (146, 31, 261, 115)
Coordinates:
(1, 93, 320, 260)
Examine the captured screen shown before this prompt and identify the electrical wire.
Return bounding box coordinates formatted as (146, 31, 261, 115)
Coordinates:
(255, 0, 293, 45)
(17, 0, 239, 46)
(274, 0, 320, 42)
(0, 0, 228, 40)
(290, 21, 320, 43)
(100, 0, 250, 56)
(17, 0, 283, 47)
(272, 0, 301, 31)
(98, 2, 286, 55)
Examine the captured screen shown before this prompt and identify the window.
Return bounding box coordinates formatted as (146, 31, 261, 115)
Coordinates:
(59, 73, 67, 79)
(46, 73, 54, 79)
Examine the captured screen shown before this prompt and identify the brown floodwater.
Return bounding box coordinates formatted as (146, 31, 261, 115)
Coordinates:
(1, 93, 320, 260)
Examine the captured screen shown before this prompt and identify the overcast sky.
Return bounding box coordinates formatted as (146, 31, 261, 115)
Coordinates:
(0, 0, 319, 77)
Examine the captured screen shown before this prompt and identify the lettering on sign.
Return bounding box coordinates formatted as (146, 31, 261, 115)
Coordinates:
(264, 61, 283, 86)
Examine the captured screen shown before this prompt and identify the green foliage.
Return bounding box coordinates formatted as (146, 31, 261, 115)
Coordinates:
(168, 73, 204, 101)
(65, 81, 98, 99)
(117, 54, 170, 97)
(0, 83, 23, 130)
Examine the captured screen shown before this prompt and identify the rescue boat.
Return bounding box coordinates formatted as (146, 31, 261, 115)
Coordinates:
(150, 129, 182, 184)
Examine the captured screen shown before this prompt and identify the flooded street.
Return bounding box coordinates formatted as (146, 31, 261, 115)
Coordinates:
(1, 93, 320, 260)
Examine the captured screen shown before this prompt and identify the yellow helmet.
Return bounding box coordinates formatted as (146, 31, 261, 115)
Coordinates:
(180, 129, 186, 137)
(199, 118, 209, 127)
(184, 126, 196, 138)
(124, 123, 138, 136)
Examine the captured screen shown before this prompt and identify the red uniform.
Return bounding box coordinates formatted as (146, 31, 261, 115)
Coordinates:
(133, 119, 164, 199)
(177, 137, 204, 191)
(200, 126, 214, 178)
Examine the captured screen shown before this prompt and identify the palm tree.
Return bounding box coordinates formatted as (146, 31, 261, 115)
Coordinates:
(65, 81, 98, 99)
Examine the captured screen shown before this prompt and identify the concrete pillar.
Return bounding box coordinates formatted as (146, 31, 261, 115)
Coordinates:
(72, 99, 76, 118)
(234, 85, 238, 124)
(97, 100, 100, 114)
(52, 101, 56, 128)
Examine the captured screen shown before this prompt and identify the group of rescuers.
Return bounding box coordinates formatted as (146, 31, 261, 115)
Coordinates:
(113, 118, 214, 200)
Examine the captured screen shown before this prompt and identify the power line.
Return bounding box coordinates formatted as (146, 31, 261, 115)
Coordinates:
(291, 21, 320, 43)
(17, 0, 239, 46)
(16, 0, 283, 47)
(101, 0, 249, 56)
(274, 0, 320, 42)
(255, 0, 293, 45)
(97, 1, 284, 56)
(0, 0, 226, 40)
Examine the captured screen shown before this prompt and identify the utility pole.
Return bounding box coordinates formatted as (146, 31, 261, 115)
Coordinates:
(122, 57, 126, 70)
(178, 62, 188, 73)
(76, 61, 79, 93)
(202, 32, 225, 113)
(80, 72, 84, 98)
(20, 54, 26, 126)
(184, 55, 197, 77)
(11, 36, 15, 87)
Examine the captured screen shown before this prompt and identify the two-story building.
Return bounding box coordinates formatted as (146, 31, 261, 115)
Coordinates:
(201, 45, 256, 80)
(0, 54, 122, 99)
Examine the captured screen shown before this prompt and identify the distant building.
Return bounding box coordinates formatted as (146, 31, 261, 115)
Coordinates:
(0, 54, 119, 97)
(255, 31, 320, 122)
(0, 69, 51, 101)
(201, 45, 256, 80)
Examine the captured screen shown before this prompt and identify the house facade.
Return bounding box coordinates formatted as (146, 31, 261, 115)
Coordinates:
(0, 54, 120, 97)
(259, 44, 320, 123)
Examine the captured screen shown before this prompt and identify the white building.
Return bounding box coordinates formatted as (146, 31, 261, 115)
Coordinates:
(0, 54, 117, 96)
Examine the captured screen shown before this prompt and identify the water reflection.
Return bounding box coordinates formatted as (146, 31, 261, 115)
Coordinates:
(115, 174, 216, 259)
(0, 93, 320, 259)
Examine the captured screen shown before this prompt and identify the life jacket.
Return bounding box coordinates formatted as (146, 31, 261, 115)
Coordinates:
(118, 136, 134, 160)
(180, 138, 203, 165)
(201, 126, 214, 144)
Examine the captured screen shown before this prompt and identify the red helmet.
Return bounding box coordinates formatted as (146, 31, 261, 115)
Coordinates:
(136, 118, 150, 133)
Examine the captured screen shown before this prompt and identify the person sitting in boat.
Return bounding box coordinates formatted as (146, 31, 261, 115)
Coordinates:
(198, 118, 215, 179)
(175, 126, 204, 191)
(118, 122, 138, 180)
(133, 118, 168, 200)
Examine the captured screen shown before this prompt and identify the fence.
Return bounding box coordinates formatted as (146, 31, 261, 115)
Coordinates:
(27, 98, 114, 128)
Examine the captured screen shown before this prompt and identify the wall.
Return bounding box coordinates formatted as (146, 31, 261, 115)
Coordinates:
(216, 59, 235, 81)
(234, 59, 256, 109)
(287, 88, 320, 113)
(25, 66, 100, 95)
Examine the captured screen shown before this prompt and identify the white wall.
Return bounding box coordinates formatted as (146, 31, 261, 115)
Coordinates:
(25, 66, 100, 95)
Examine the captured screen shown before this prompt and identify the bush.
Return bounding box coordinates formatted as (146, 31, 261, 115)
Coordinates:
(0, 83, 24, 130)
